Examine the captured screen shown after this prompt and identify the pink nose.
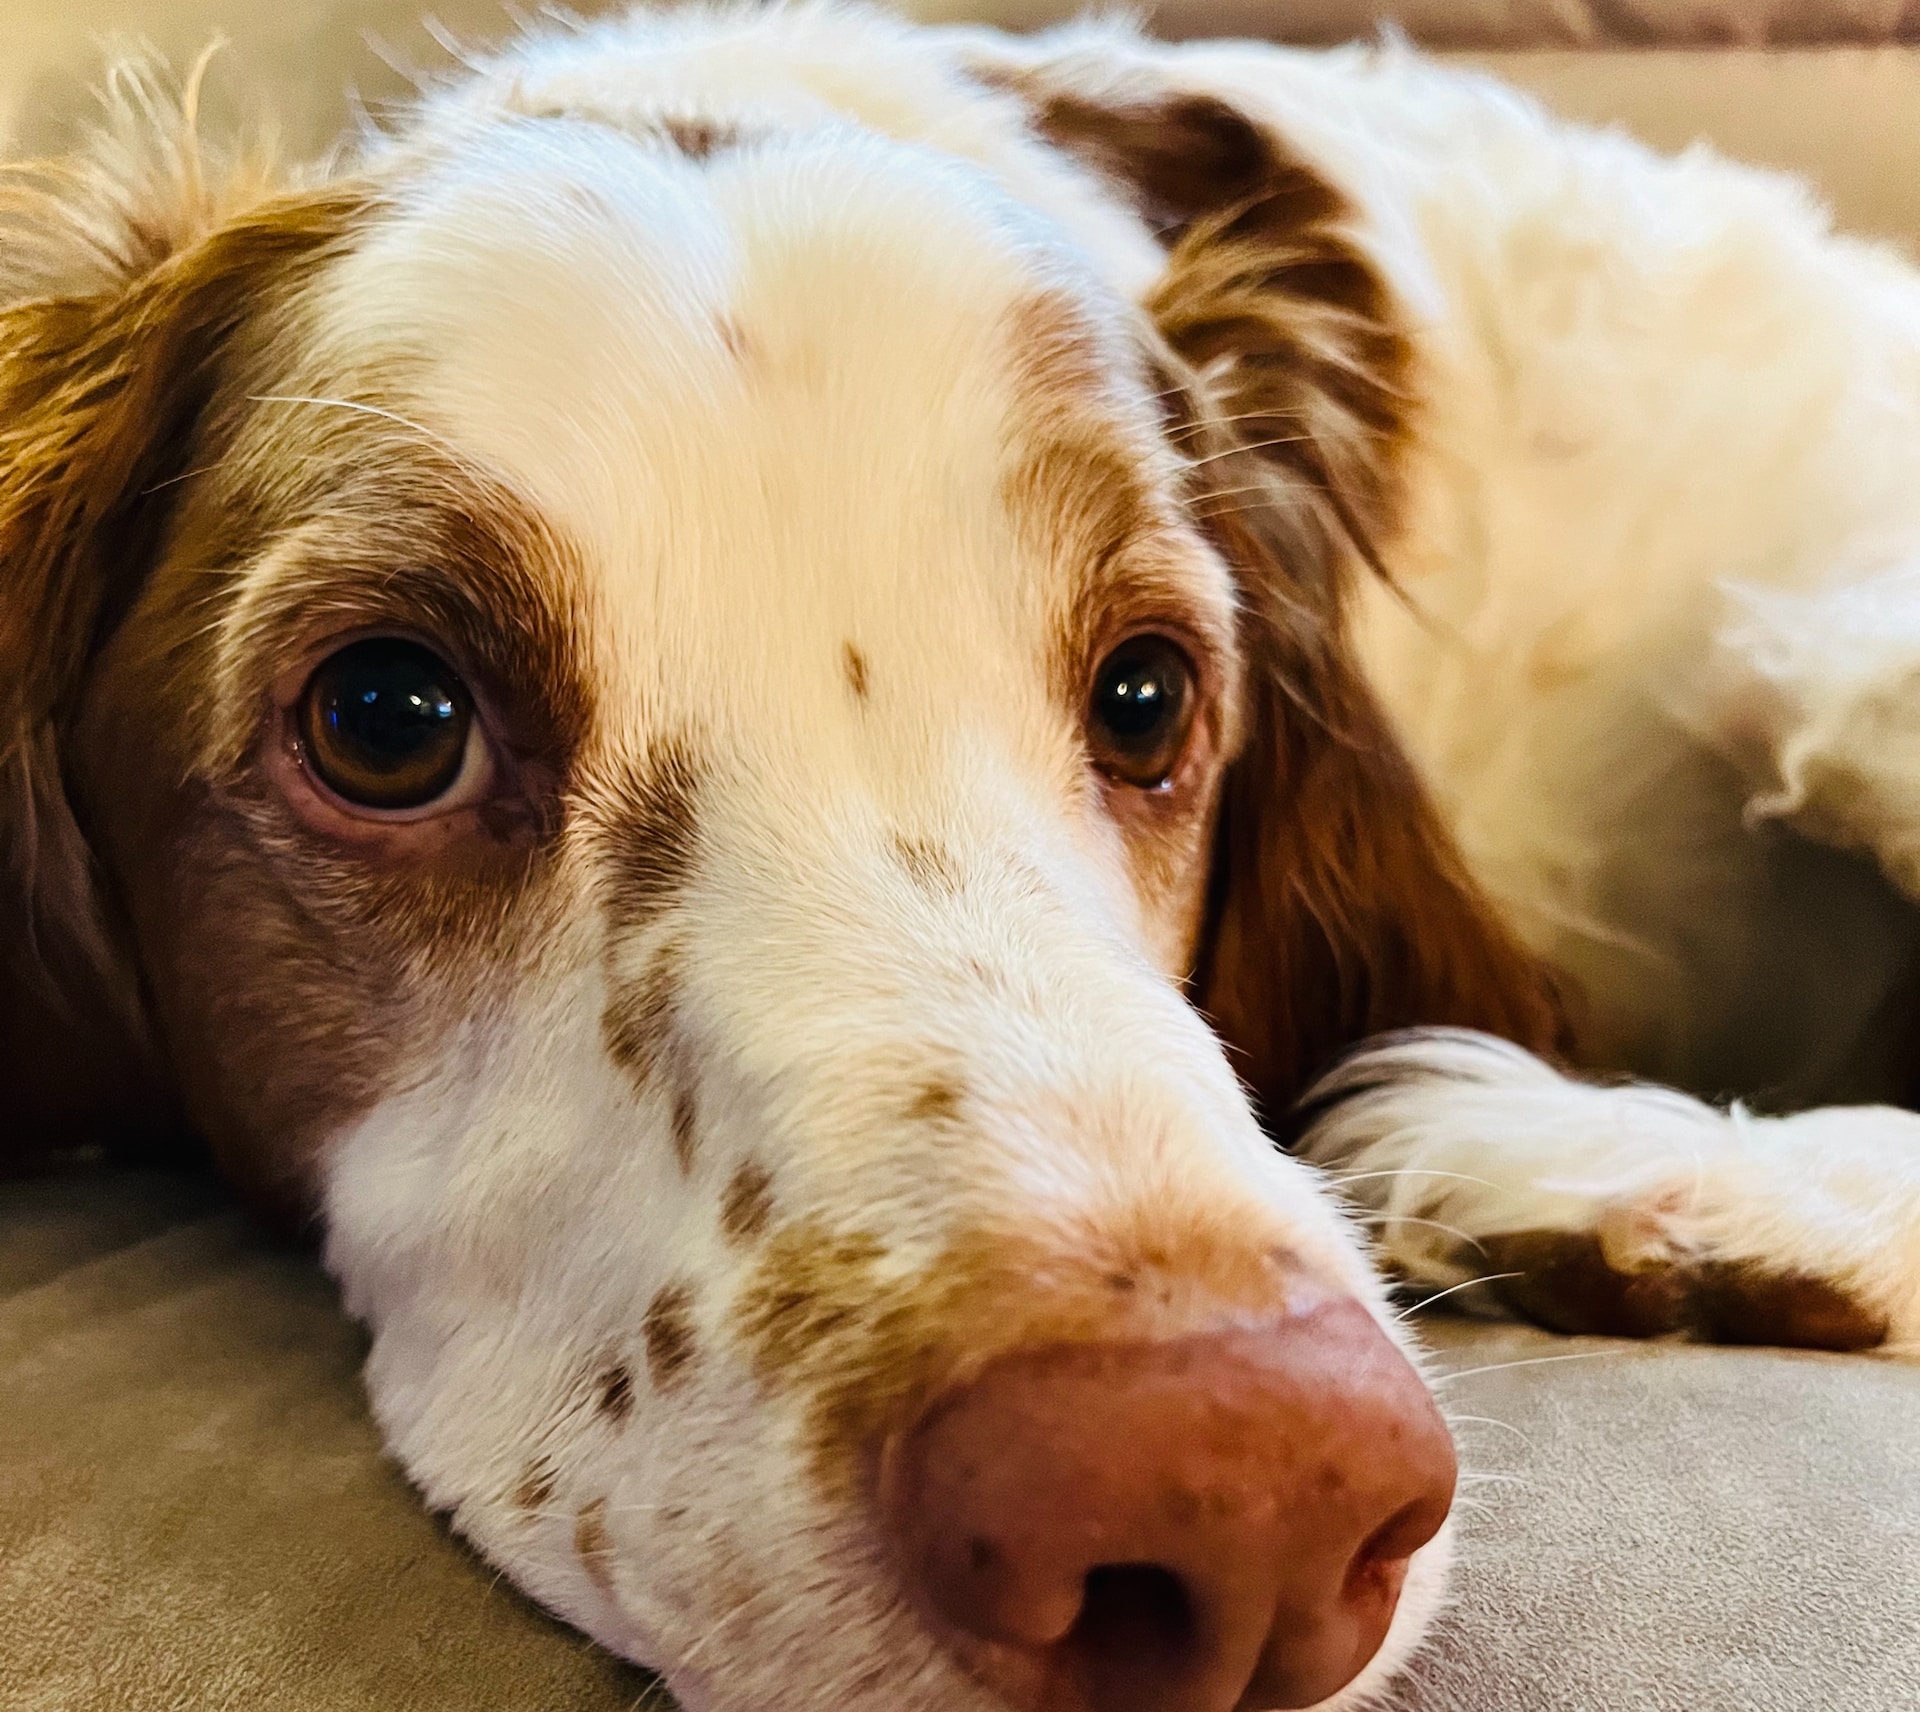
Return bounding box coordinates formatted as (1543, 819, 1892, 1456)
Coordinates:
(878, 1298, 1456, 1712)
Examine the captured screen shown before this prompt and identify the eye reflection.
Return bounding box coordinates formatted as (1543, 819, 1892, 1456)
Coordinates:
(1086, 635, 1196, 789)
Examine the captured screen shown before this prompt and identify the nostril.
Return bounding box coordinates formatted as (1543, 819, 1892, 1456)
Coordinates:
(1075, 1564, 1195, 1660)
(881, 1309, 1455, 1712)
(1066, 1565, 1200, 1712)
(1344, 1499, 1434, 1598)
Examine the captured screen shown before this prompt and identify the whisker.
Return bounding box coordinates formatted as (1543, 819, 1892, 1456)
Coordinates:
(1445, 1413, 1536, 1450)
(1331, 1167, 1505, 1192)
(1394, 1272, 1521, 1320)
(1182, 431, 1315, 467)
(1432, 1349, 1618, 1386)
(246, 393, 472, 465)
(1189, 481, 1287, 508)
(672, 1591, 763, 1677)
(1355, 1212, 1488, 1255)
(140, 456, 233, 496)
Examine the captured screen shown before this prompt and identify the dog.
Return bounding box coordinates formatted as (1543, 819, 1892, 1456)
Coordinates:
(4, 5, 1919, 1710)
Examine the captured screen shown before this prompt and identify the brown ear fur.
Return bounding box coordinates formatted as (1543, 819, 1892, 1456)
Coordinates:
(0, 64, 364, 1164)
(1001, 59, 1569, 1122)
(1193, 473, 1570, 1127)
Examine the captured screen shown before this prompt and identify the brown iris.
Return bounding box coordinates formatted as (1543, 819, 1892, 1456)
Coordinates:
(1086, 635, 1196, 789)
(298, 638, 473, 810)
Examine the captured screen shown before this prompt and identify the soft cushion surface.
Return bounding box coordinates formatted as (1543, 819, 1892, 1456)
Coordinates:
(4, 1169, 1917, 1710)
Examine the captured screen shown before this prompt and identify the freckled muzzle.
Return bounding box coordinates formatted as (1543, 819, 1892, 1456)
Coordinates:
(877, 1296, 1455, 1712)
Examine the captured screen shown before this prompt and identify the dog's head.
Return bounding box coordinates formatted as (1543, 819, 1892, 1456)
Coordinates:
(0, 10, 1558, 1711)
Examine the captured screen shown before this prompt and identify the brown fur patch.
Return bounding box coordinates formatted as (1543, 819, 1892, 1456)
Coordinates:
(841, 641, 870, 701)
(594, 1359, 637, 1426)
(1695, 1262, 1889, 1352)
(1482, 1231, 1889, 1352)
(904, 1074, 965, 1124)
(737, 1200, 1301, 1497)
(595, 740, 703, 932)
(512, 1457, 557, 1512)
(735, 1222, 887, 1394)
(574, 1498, 616, 1595)
(644, 1282, 699, 1388)
(0, 175, 383, 1181)
(657, 116, 738, 161)
(94, 467, 591, 1221)
(2, 146, 597, 1220)
(891, 833, 961, 896)
(602, 936, 685, 1091)
(1482, 1229, 1691, 1340)
(1019, 90, 1277, 242)
(1006, 286, 1114, 404)
(669, 1080, 699, 1176)
(719, 1160, 775, 1246)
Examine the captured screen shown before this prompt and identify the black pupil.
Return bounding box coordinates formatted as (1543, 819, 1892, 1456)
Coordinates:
(1095, 641, 1185, 747)
(305, 639, 468, 807)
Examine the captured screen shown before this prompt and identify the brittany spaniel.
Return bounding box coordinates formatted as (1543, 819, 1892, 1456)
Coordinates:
(3, 6, 1916, 1711)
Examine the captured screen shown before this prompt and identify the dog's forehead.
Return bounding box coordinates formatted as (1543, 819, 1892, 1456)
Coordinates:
(311, 119, 1170, 733)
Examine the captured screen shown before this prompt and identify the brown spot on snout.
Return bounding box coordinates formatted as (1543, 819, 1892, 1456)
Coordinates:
(574, 1498, 617, 1596)
(669, 1082, 699, 1175)
(644, 1283, 699, 1388)
(602, 936, 685, 1098)
(720, 1160, 775, 1246)
(738, 1203, 1312, 1499)
(513, 1458, 557, 1512)
(736, 1222, 887, 1394)
(595, 1360, 636, 1426)
(842, 641, 869, 701)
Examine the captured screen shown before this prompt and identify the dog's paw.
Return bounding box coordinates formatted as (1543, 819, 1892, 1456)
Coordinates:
(1298, 1030, 1920, 1354)
(1479, 1196, 1890, 1352)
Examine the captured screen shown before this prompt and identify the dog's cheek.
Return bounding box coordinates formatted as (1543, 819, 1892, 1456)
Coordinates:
(66, 617, 572, 1224)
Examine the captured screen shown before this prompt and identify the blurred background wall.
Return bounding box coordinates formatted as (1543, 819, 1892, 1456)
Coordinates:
(3, 1, 1920, 246)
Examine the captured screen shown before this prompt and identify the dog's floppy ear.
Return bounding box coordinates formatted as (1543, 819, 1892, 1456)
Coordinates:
(974, 34, 1568, 1122)
(0, 64, 362, 1158)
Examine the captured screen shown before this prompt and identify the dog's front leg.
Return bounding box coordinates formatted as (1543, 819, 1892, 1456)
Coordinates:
(1297, 1029, 1920, 1354)
(1707, 561, 1920, 903)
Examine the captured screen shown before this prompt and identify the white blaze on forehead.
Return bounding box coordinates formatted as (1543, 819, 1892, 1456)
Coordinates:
(315, 120, 1129, 743)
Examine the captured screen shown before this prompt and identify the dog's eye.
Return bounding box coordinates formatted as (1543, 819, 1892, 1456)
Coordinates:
(1086, 635, 1196, 789)
(298, 639, 475, 811)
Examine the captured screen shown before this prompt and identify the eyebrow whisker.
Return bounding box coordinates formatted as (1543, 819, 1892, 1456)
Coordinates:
(247, 392, 475, 467)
